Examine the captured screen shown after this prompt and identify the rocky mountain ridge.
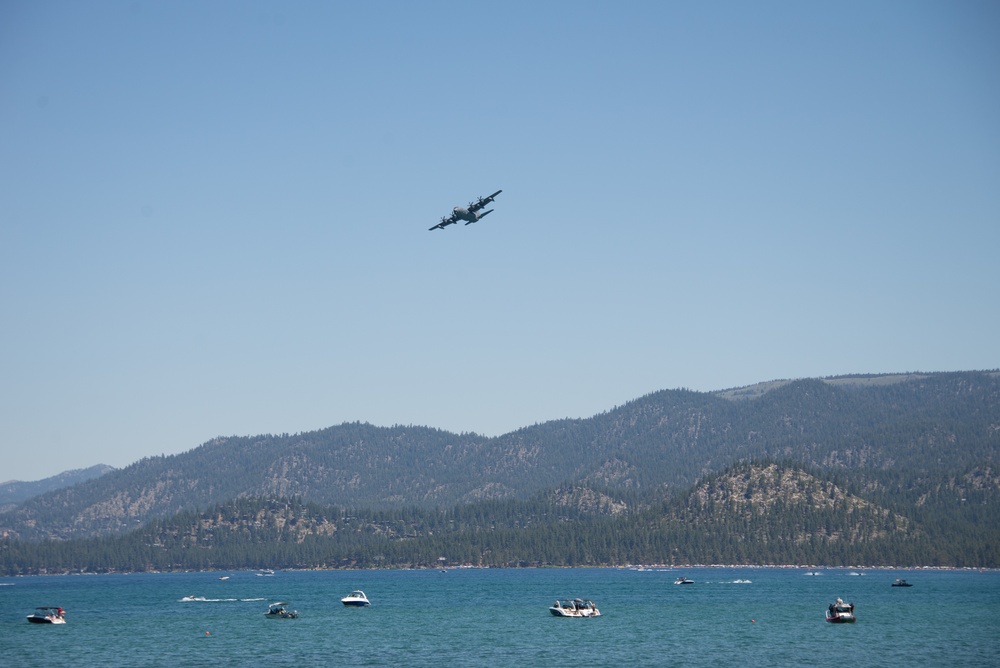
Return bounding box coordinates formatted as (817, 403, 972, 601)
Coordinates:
(1, 371, 997, 545)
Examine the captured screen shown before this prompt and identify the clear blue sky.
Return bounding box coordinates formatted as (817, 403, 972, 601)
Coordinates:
(2, 1, 998, 482)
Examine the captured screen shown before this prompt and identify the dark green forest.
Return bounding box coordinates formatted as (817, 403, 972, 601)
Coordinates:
(3, 460, 998, 574)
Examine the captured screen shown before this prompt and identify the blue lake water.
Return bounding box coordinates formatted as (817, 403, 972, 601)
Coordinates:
(1, 568, 997, 667)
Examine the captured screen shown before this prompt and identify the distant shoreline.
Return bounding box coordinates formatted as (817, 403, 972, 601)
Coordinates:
(6, 564, 996, 577)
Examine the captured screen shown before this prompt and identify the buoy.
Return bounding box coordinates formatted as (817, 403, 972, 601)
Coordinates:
(751, 619, 756, 623)
(205, 631, 211, 636)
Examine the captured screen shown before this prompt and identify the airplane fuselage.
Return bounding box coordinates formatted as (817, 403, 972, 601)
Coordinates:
(452, 206, 475, 223)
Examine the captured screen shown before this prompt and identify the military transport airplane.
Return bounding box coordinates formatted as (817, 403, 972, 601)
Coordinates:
(429, 189, 502, 230)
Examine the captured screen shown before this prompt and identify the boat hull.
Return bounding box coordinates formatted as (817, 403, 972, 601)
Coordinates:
(826, 598, 855, 623)
(549, 607, 600, 617)
(341, 590, 370, 606)
(826, 614, 856, 623)
(549, 599, 600, 617)
(27, 616, 65, 624)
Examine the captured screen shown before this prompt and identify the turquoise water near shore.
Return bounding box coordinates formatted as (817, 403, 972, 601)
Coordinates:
(2, 568, 997, 667)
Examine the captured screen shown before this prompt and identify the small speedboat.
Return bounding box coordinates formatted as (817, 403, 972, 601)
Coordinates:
(264, 602, 298, 619)
(27, 607, 66, 624)
(341, 590, 370, 607)
(549, 599, 601, 617)
(892, 579, 913, 587)
(674, 577, 694, 585)
(826, 597, 856, 623)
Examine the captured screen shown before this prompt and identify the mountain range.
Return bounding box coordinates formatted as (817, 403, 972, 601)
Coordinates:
(1, 371, 998, 569)
(0, 464, 115, 511)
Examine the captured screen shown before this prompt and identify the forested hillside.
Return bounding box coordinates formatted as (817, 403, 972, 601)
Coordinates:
(3, 461, 997, 574)
(0, 371, 997, 570)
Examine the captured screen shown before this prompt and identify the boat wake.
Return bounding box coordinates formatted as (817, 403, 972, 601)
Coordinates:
(179, 596, 266, 602)
(180, 596, 232, 602)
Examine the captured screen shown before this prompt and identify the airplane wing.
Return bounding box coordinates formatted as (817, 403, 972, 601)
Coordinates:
(469, 189, 502, 212)
(429, 215, 457, 231)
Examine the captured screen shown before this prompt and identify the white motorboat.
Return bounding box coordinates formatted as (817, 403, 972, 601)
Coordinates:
(825, 597, 856, 623)
(27, 607, 66, 624)
(341, 590, 370, 607)
(264, 602, 298, 619)
(549, 598, 600, 617)
(674, 577, 694, 585)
